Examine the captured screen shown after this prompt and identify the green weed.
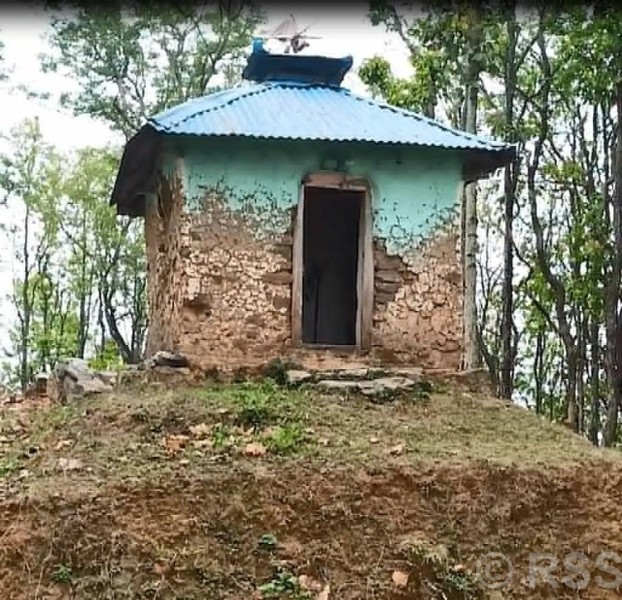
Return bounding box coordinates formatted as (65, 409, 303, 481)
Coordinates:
(258, 533, 278, 550)
(211, 424, 236, 450)
(51, 564, 74, 584)
(0, 455, 19, 478)
(266, 424, 305, 455)
(258, 570, 311, 599)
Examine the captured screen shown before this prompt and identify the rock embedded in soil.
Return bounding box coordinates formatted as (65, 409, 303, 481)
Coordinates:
(331, 367, 370, 380)
(358, 376, 417, 395)
(243, 442, 267, 457)
(316, 380, 360, 391)
(33, 373, 49, 396)
(298, 574, 323, 593)
(392, 570, 409, 588)
(49, 358, 114, 402)
(315, 376, 417, 398)
(286, 369, 314, 385)
(146, 350, 190, 369)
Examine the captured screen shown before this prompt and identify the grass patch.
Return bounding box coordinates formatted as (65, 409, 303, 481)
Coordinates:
(192, 380, 310, 431)
(0, 455, 19, 478)
(0, 376, 618, 499)
(265, 424, 306, 455)
(211, 423, 238, 451)
(258, 570, 312, 599)
(51, 564, 74, 585)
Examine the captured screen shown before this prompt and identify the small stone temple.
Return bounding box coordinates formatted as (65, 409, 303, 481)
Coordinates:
(110, 39, 515, 374)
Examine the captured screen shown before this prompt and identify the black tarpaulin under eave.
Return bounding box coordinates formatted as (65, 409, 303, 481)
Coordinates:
(110, 125, 164, 217)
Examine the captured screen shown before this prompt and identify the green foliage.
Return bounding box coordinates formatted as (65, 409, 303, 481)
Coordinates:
(234, 387, 278, 430)
(258, 570, 312, 599)
(87, 340, 124, 371)
(211, 423, 236, 451)
(257, 533, 278, 550)
(62, 146, 147, 364)
(262, 357, 291, 386)
(361, 2, 505, 123)
(266, 424, 305, 455)
(41, 2, 264, 137)
(359, 55, 432, 112)
(0, 36, 6, 83)
(51, 564, 74, 584)
(362, 3, 622, 441)
(0, 120, 134, 387)
(438, 568, 479, 596)
(552, 8, 622, 106)
(0, 456, 19, 479)
(216, 379, 306, 431)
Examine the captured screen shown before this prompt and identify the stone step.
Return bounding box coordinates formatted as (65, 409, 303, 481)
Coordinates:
(315, 376, 419, 397)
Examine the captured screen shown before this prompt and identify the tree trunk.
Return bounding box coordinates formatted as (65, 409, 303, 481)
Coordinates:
(19, 204, 31, 391)
(589, 319, 601, 445)
(534, 327, 544, 414)
(603, 80, 622, 446)
(462, 5, 482, 371)
(500, 8, 518, 398)
(565, 347, 579, 429)
(576, 317, 587, 435)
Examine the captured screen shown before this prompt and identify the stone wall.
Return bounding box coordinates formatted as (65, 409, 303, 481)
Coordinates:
(144, 171, 463, 373)
(371, 227, 463, 370)
(172, 194, 295, 371)
(144, 171, 185, 356)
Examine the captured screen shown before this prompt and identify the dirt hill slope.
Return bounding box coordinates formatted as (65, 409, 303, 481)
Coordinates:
(1, 378, 621, 599)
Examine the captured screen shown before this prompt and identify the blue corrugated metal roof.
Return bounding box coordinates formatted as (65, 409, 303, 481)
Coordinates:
(147, 81, 509, 153)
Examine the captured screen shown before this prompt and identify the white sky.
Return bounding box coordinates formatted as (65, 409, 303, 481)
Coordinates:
(0, 4, 411, 357)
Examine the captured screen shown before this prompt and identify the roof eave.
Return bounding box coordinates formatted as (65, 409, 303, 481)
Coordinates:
(462, 145, 518, 183)
(110, 125, 163, 217)
(110, 129, 518, 218)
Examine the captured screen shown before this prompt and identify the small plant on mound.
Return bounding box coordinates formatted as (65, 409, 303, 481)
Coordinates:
(87, 339, 124, 371)
(40, 404, 80, 432)
(51, 564, 74, 584)
(439, 567, 480, 597)
(266, 424, 305, 455)
(235, 390, 277, 430)
(412, 378, 435, 400)
(402, 537, 482, 599)
(257, 533, 278, 550)
(258, 570, 312, 599)
(211, 424, 237, 451)
(233, 380, 306, 433)
(0, 455, 19, 478)
(227, 380, 295, 429)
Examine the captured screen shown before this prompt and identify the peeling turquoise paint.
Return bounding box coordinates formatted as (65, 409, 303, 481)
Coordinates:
(161, 137, 463, 254)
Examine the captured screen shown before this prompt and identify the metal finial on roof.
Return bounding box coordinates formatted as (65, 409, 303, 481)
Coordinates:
(260, 14, 321, 54)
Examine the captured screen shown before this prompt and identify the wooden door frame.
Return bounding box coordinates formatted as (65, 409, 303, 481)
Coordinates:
(291, 171, 374, 351)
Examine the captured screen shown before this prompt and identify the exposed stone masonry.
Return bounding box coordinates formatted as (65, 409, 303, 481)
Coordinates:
(371, 230, 463, 369)
(144, 173, 185, 356)
(145, 176, 463, 374)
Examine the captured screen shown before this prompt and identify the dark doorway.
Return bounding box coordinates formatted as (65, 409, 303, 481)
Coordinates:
(302, 186, 363, 345)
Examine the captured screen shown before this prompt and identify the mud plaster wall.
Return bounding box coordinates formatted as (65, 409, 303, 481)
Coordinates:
(144, 169, 186, 357)
(148, 137, 463, 371)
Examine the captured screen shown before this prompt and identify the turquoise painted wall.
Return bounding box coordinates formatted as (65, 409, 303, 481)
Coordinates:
(161, 137, 463, 254)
